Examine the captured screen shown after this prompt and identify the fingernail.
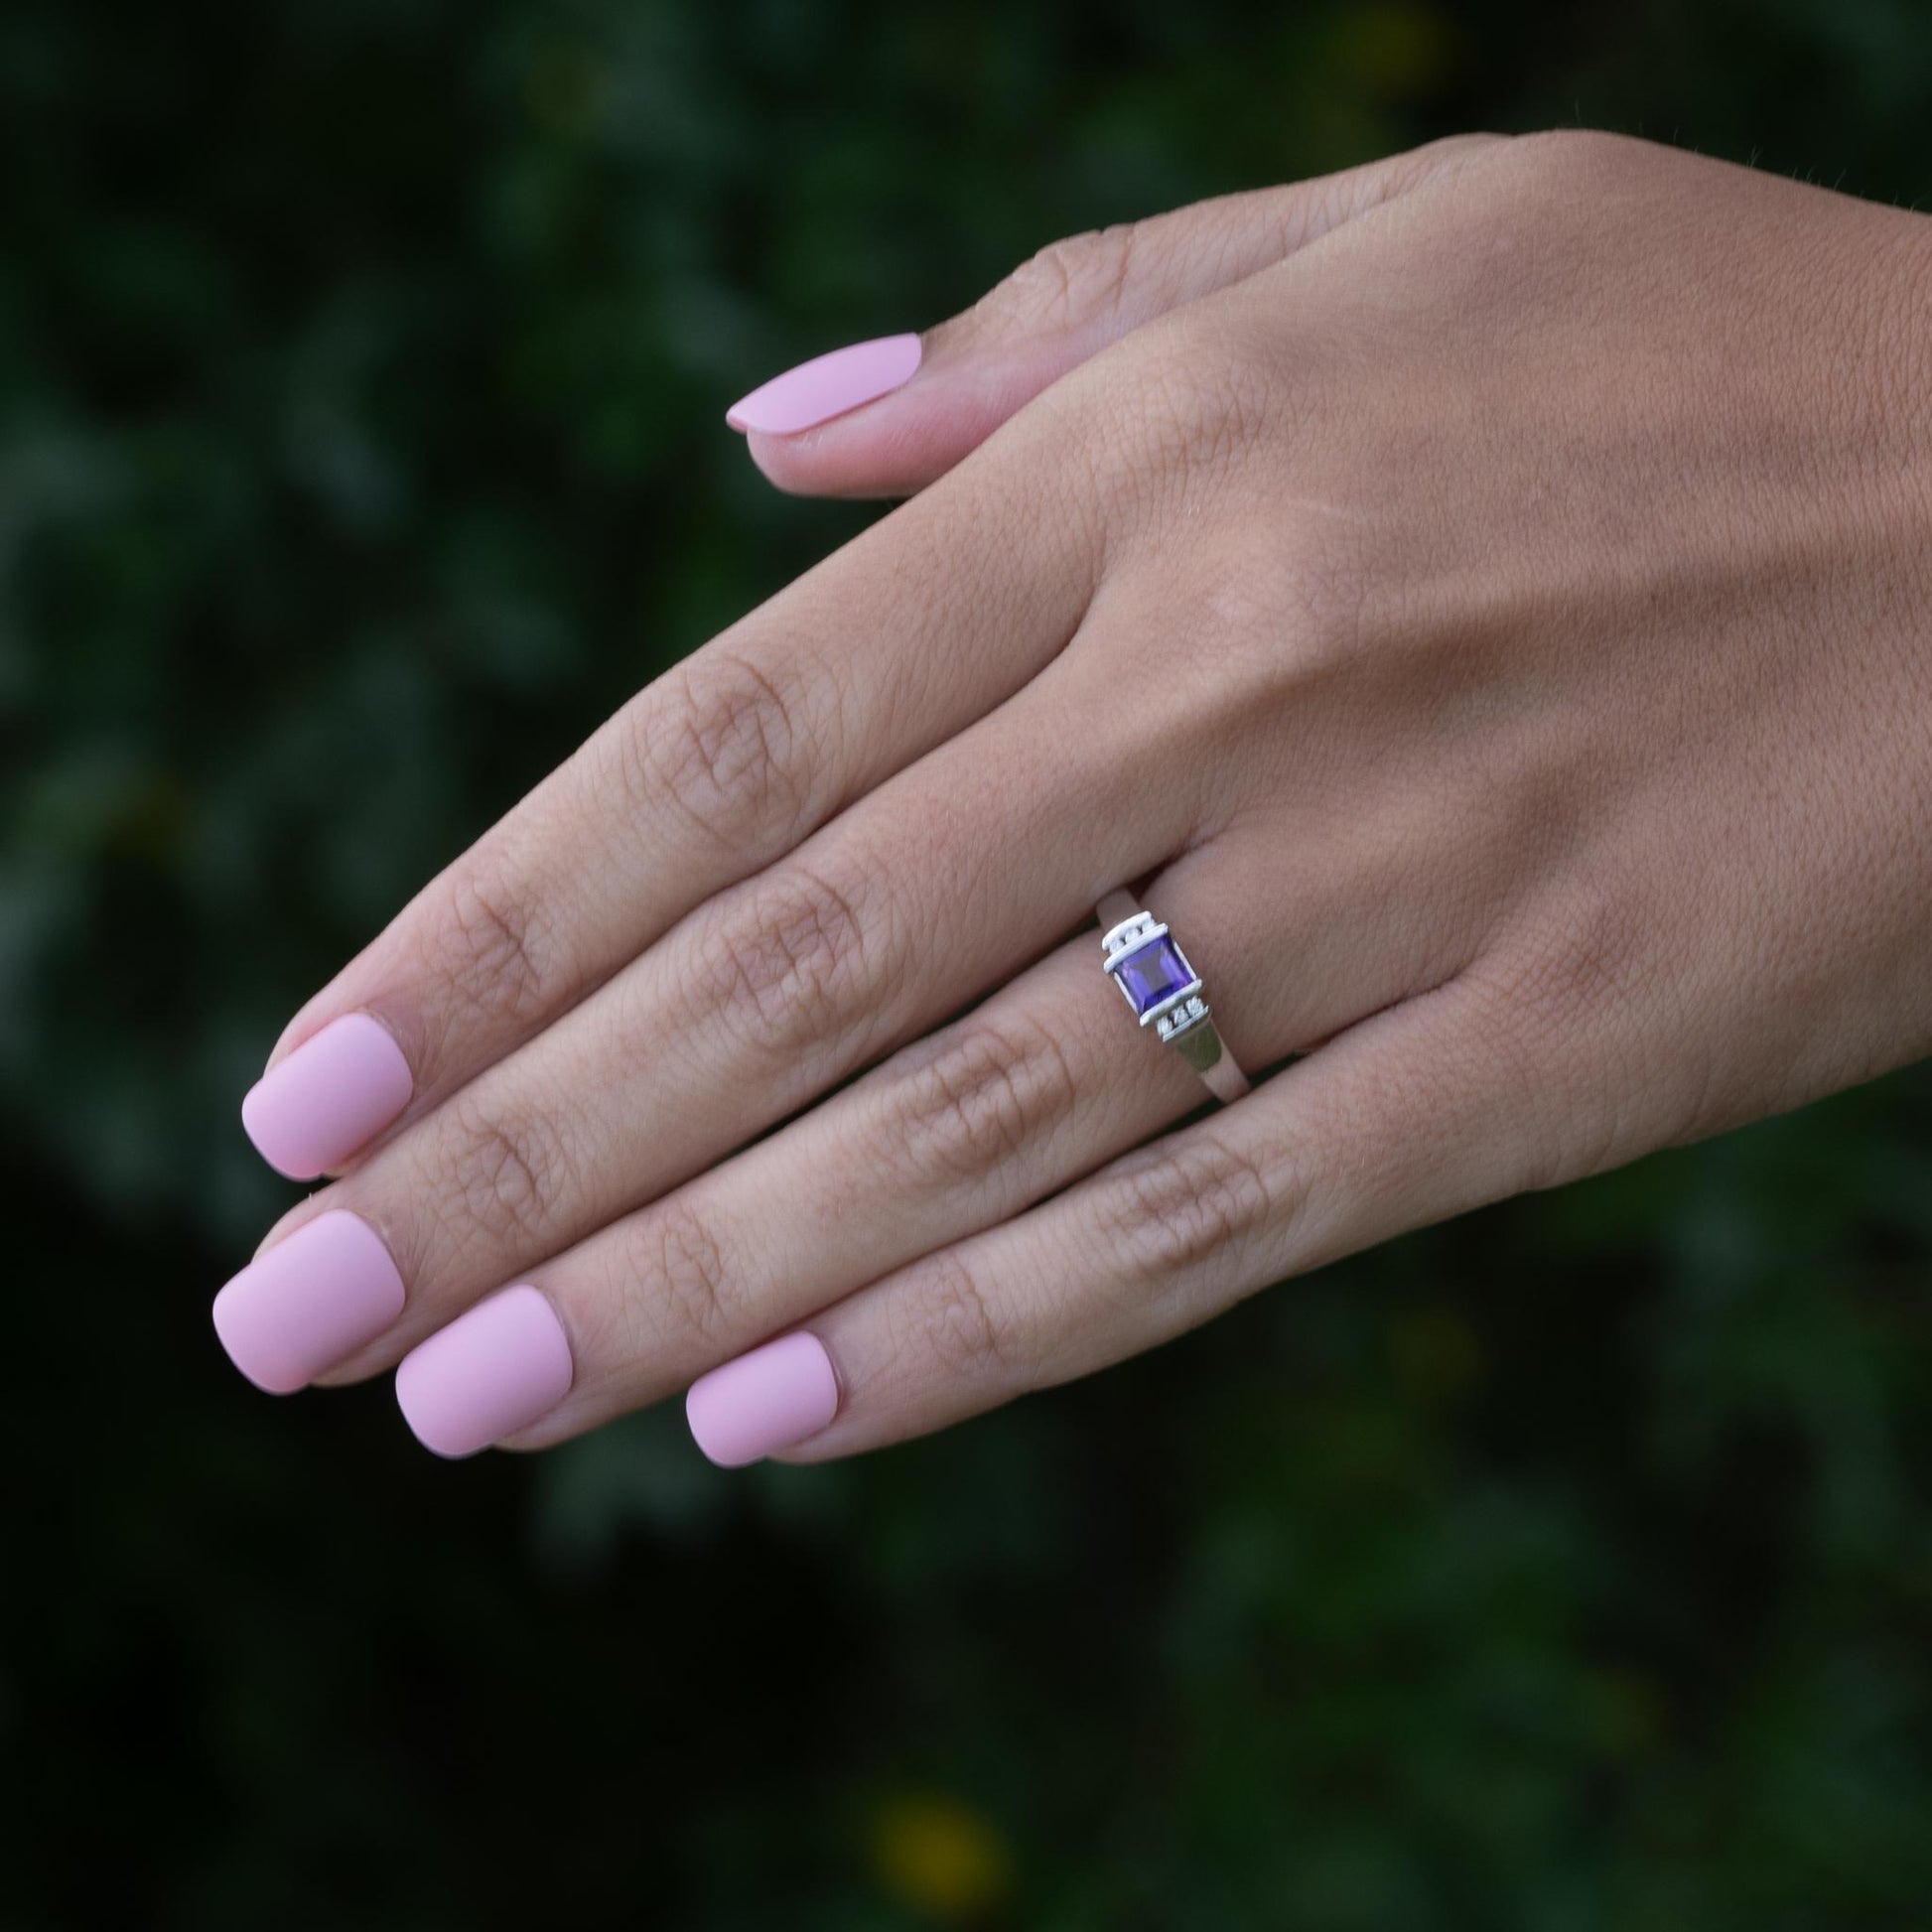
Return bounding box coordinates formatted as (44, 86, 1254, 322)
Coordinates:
(212, 1211, 405, 1395)
(394, 1286, 574, 1458)
(685, 1331, 840, 1467)
(241, 1013, 413, 1180)
(725, 333, 922, 435)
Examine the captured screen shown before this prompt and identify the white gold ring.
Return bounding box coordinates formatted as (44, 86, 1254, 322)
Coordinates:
(1096, 888, 1251, 1104)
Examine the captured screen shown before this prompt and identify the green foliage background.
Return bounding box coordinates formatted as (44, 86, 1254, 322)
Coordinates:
(4, 1, 1931, 1925)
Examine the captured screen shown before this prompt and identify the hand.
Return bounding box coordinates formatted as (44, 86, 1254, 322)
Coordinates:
(213, 131, 1932, 1465)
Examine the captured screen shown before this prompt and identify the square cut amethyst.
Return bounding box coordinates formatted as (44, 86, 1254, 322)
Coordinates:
(1112, 933, 1196, 1016)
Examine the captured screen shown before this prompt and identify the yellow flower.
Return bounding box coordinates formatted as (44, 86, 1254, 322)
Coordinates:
(870, 1791, 1015, 1923)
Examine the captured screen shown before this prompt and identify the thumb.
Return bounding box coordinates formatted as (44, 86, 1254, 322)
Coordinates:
(726, 133, 1505, 499)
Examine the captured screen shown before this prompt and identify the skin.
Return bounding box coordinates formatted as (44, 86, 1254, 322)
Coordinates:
(253, 130, 1932, 1458)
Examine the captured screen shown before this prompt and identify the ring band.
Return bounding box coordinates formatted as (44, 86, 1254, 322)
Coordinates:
(1097, 888, 1251, 1104)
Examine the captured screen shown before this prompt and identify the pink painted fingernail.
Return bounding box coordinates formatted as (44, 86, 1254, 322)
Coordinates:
(212, 1210, 405, 1395)
(725, 333, 922, 435)
(241, 1013, 413, 1180)
(686, 1331, 840, 1467)
(394, 1286, 574, 1458)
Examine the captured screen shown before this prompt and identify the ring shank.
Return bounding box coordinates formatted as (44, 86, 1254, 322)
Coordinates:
(1175, 1018, 1252, 1103)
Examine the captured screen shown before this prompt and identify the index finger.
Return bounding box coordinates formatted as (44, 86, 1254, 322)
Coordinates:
(239, 397, 1104, 1179)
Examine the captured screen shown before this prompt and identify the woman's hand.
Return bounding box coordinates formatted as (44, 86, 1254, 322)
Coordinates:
(213, 131, 1932, 1464)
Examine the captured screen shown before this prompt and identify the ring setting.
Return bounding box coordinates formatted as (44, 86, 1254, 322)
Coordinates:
(1098, 897, 1251, 1102)
(1102, 911, 1204, 1033)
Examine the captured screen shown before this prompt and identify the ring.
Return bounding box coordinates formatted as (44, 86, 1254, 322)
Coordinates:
(1096, 888, 1251, 1104)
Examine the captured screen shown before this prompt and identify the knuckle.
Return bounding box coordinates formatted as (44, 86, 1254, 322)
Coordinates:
(987, 221, 1143, 335)
(1170, 523, 1372, 701)
(1401, 130, 1514, 179)
(1458, 976, 1618, 1195)
(630, 1196, 734, 1349)
(428, 861, 559, 1040)
(896, 1248, 1016, 1382)
(1094, 326, 1278, 520)
(692, 861, 891, 1062)
(1494, 878, 1650, 1035)
(444, 1101, 574, 1251)
(1506, 127, 1651, 196)
(883, 1014, 1081, 1194)
(1458, 885, 1663, 1190)
(626, 647, 817, 854)
(1093, 1131, 1284, 1284)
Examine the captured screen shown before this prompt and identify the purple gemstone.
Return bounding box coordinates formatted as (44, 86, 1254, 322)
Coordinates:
(1112, 934, 1195, 1016)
